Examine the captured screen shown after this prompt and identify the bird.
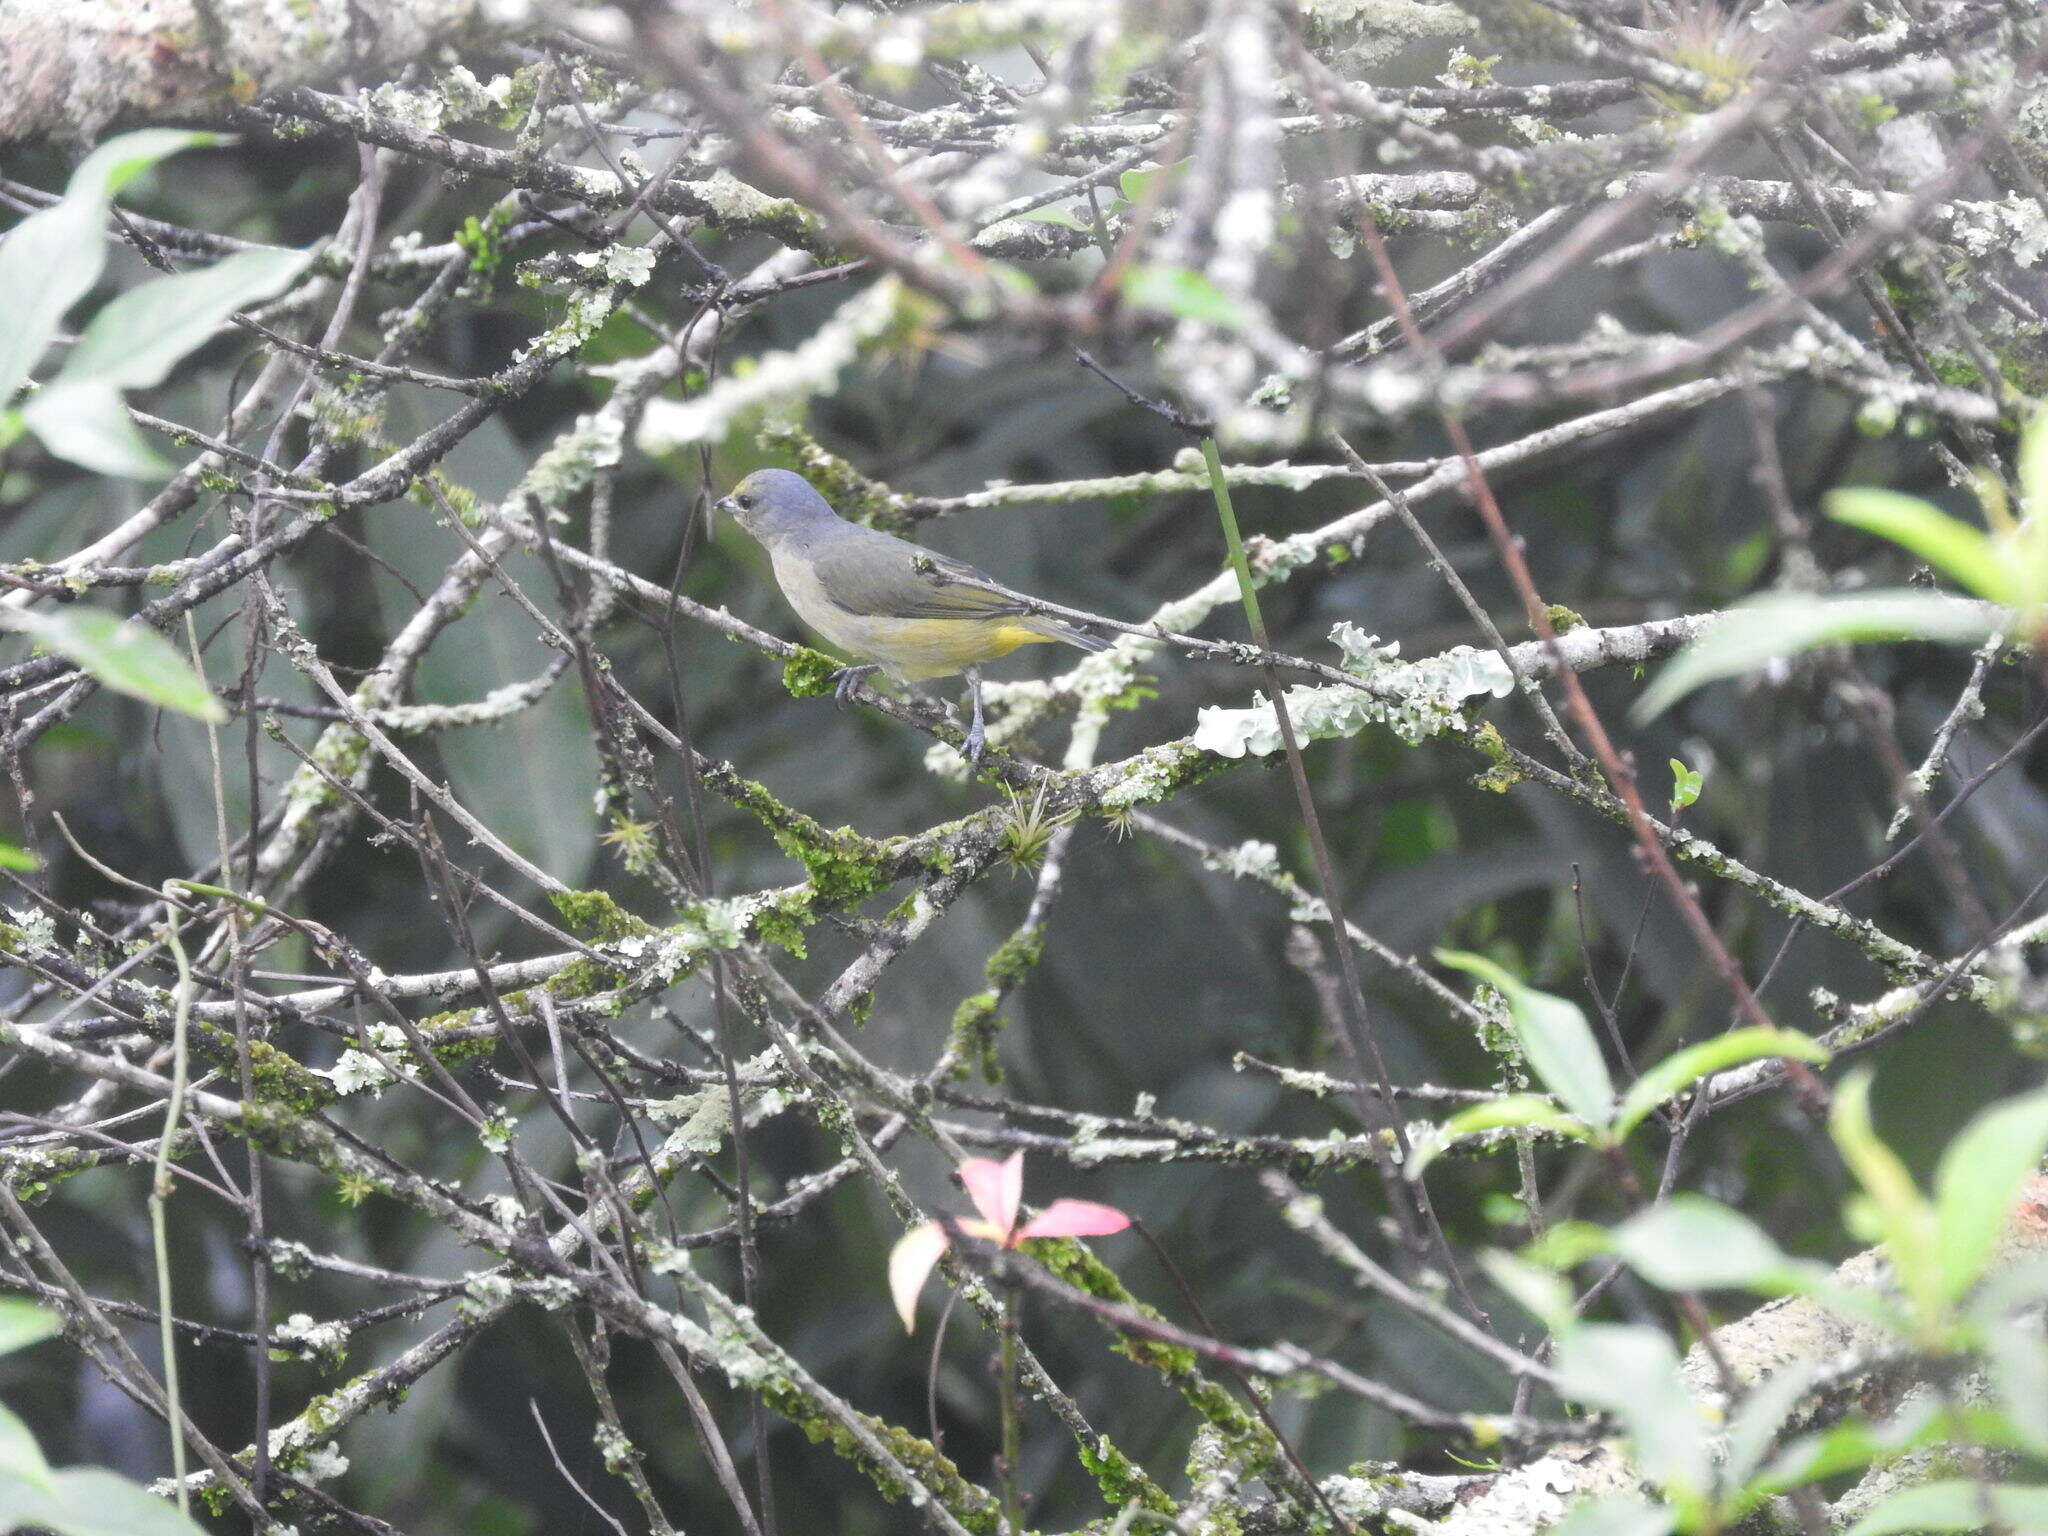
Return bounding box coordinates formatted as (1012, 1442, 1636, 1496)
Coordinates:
(715, 468, 1109, 763)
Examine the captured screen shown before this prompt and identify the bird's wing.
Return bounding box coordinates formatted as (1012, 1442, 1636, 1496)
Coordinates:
(811, 528, 1029, 620)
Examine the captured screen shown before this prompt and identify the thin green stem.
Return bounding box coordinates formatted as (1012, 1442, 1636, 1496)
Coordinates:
(151, 891, 196, 1515)
(1083, 185, 1117, 263)
(190, 607, 274, 1515)
(165, 878, 269, 917)
(1201, 438, 1270, 641)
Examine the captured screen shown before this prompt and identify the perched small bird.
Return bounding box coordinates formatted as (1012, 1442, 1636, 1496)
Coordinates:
(716, 468, 1108, 762)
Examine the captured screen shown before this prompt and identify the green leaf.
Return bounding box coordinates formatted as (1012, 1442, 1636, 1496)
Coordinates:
(1723, 527, 1772, 590)
(17, 381, 172, 479)
(1756, 1397, 1943, 1494)
(1522, 1217, 1611, 1270)
(1613, 1027, 1829, 1139)
(1543, 1499, 1674, 1536)
(1013, 204, 1090, 231)
(0, 841, 35, 873)
(0, 607, 226, 723)
(0, 1403, 52, 1493)
(1826, 488, 2010, 602)
(1477, 1249, 1575, 1332)
(1411, 1094, 1592, 1178)
(1120, 264, 1255, 329)
(59, 246, 313, 391)
(1667, 757, 1702, 813)
(1437, 950, 1614, 1129)
(2018, 403, 2048, 522)
(1118, 162, 1182, 208)
(0, 199, 104, 406)
(40, 1468, 213, 1536)
(1846, 1480, 2048, 1535)
(0, 130, 224, 406)
(1969, 1253, 2048, 1316)
(1633, 589, 2002, 720)
(63, 130, 223, 203)
(1931, 1087, 2048, 1304)
(0, 1467, 69, 1532)
(1831, 1071, 1940, 1323)
(0, 1301, 60, 1357)
(1721, 1361, 1818, 1491)
(1, 1455, 212, 1535)
(1555, 1323, 1709, 1496)
(1982, 1325, 2048, 1453)
(1437, 1095, 1592, 1141)
(1604, 1195, 1797, 1291)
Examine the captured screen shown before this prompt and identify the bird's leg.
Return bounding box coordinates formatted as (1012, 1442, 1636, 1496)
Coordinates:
(962, 668, 986, 765)
(831, 663, 881, 707)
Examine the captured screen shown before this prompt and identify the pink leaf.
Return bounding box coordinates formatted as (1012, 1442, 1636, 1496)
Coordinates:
(887, 1222, 949, 1332)
(1018, 1199, 1132, 1240)
(959, 1152, 1024, 1238)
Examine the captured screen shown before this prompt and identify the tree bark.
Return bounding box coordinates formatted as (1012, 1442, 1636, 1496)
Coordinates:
(0, 0, 536, 146)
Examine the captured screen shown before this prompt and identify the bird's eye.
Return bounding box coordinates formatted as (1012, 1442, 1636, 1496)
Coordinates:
(737, 494, 755, 509)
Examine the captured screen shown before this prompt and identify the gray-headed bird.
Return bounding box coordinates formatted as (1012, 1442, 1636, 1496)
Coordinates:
(716, 469, 1108, 762)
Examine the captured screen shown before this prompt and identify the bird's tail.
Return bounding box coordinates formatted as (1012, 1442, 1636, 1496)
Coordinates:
(1021, 616, 1111, 653)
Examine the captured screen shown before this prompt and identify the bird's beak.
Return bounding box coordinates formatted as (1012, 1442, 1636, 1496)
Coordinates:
(713, 495, 738, 518)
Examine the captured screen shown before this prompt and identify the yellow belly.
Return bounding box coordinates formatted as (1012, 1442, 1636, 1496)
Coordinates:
(770, 550, 1049, 679)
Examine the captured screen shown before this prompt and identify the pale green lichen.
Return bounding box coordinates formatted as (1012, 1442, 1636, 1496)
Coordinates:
(271, 1311, 352, 1367)
(5, 905, 57, 959)
(372, 670, 561, 733)
(263, 719, 372, 876)
(650, 1068, 794, 1158)
(298, 1444, 349, 1485)
(1192, 624, 1513, 757)
(594, 1421, 639, 1476)
(637, 277, 909, 454)
(520, 285, 622, 366)
(479, 1110, 515, 1154)
(687, 168, 823, 246)
(324, 1047, 392, 1096)
(572, 244, 658, 288)
(1069, 1134, 1179, 1166)
(520, 1275, 580, 1311)
(1098, 742, 1214, 810)
(1201, 839, 1284, 882)
(871, 450, 1360, 511)
(1233, 1054, 1350, 1098)
(459, 1270, 516, 1322)
(1946, 195, 2048, 269)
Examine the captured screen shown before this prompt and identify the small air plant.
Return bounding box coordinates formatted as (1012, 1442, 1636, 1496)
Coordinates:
(1099, 800, 1137, 842)
(600, 815, 662, 877)
(1641, 0, 1785, 108)
(999, 782, 1077, 876)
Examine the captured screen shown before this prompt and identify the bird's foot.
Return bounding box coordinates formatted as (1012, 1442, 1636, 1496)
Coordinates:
(960, 670, 986, 766)
(831, 664, 881, 707)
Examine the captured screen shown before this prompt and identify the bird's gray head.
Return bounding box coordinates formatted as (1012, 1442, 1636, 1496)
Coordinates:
(715, 469, 842, 547)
